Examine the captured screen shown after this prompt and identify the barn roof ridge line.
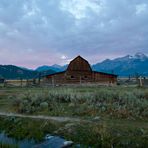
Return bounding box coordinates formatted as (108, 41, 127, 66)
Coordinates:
(71, 55, 89, 63)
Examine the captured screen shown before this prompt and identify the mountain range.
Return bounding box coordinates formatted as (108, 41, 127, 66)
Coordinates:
(0, 52, 148, 79)
(92, 52, 148, 76)
(0, 65, 38, 79)
(35, 52, 148, 77)
(36, 64, 67, 72)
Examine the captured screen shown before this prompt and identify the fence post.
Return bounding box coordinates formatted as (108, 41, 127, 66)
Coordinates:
(20, 77, 23, 87)
(139, 76, 143, 87)
(80, 76, 82, 85)
(52, 76, 55, 87)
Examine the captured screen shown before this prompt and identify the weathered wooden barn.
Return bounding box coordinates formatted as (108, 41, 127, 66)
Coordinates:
(45, 56, 117, 85)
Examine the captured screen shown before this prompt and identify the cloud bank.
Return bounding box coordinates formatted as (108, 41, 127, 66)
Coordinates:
(0, 0, 148, 68)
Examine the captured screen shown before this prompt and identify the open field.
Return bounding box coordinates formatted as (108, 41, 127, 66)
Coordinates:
(0, 86, 148, 118)
(0, 85, 148, 147)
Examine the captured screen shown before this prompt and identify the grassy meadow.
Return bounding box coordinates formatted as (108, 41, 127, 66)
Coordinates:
(0, 85, 148, 147)
(0, 86, 147, 118)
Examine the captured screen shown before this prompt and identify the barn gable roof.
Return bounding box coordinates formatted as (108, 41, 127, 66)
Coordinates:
(93, 71, 117, 77)
(46, 71, 66, 77)
(67, 55, 92, 72)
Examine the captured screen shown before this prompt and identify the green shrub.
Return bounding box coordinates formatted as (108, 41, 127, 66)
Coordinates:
(40, 102, 48, 110)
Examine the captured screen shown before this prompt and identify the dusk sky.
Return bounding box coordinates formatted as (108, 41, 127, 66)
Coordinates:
(0, 0, 148, 68)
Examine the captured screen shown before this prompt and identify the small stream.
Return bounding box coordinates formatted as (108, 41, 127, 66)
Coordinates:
(0, 132, 79, 148)
(0, 132, 35, 148)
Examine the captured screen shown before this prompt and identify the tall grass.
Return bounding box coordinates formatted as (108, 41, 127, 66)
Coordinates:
(12, 87, 148, 118)
(0, 143, 18, 148)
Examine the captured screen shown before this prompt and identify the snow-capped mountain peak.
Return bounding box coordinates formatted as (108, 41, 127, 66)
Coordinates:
(118, 53, 148, 61)
(134, 52, 147, 60)
(92, 52, 148, 76)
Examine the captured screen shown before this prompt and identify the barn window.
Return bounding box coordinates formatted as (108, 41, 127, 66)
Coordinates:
(71, 76, 74, 79)
(84, 76, 88, 79)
